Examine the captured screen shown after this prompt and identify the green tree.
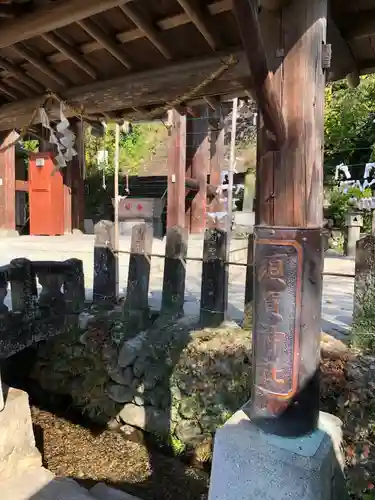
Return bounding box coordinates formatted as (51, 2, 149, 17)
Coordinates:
(324, 76, 375, 183)
(85, 121, 167, 177)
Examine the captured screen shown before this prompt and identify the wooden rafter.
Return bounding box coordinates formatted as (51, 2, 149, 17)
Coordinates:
(260, 0, 292, 10)
(327, 16, 359, 87)
(0, 49, 248, 131)
(0, 82, 18, 101)
(0, 0, 231, 76)
(232, 0, 286, 147)
(176, 0, 218, 49)
(43, 32, 97, 79)
(77, 19, 133, 69)
(345, 12, 375, 40)
(119, 4, 172, 60)
(12, 44, 69, 87)
(4, 78, 34, 97)
(0, 0, 135, 49)
(0, 56, 43, 94)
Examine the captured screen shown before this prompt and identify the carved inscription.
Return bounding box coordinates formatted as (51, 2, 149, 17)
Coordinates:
(253, 239, 302, 416)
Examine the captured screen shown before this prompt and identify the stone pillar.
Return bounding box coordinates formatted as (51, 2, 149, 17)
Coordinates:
(345, 210, 363, 258)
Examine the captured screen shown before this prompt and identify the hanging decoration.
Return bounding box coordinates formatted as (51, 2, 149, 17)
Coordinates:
(335, 163, 351, 180)
(39, 102, 77, 169)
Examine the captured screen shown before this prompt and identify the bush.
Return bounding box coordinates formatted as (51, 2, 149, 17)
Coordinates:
(326, 186, 372, 232)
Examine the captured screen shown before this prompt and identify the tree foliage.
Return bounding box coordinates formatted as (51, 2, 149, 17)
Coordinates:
(324, 76, 375, 182)
(85, 121, 167, 177)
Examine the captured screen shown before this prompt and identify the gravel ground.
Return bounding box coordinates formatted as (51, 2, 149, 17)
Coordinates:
(31, 406, 208, 500)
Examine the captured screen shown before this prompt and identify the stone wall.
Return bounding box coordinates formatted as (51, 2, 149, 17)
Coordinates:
(31, 311, 251, 452)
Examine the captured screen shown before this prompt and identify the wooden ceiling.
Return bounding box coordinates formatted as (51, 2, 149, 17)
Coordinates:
(0, 0, 373, 132)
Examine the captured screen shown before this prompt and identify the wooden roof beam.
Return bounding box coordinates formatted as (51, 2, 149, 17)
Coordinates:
(176, 0, 218, 50)
(327, 17, 359, 87)
(0, 82, 18, 101)
(0, 0, 135, 49)
(43, 32, 97, 79)
(260, 0, 292, 10)
(7, 0, 231, 70)
(11, 43, 69, 88)
(0, 49, 248, 131)
(0, 57, 43, 94)
(77, 18, 133, 69)
(345, 12, 375, 41)
(232, 0, 286, 147)
(119, 4, 172, 60)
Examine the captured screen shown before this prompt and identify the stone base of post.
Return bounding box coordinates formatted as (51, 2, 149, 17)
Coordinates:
(208, 409, 348, 500)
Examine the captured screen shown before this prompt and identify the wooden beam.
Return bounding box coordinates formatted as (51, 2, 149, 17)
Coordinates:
(15, 180, 28, 192)
(1, 0, 230, 74)
(12, 44, 69, 88)
(185, 104, 210, 233)
(327, 16, 359, 85)
(0, 130, 17, 231)
(4, 79, 34, 98)
(167, 109, 186, 230)
(43, 32, 97, 79)
(345, 11, 375, 40)
(233, 0, 286, 147)
(77, 19, 133, 69)
(0, 0, 135, 49)
(119, 4, 172, 60)
(0, 49, 248, 131)
(176, 0, 218, 50)
(0, 57, 43, 94)
(260, 0, 291, 10)
(207, 104, 226, 230)
(0, 83, 18, 101)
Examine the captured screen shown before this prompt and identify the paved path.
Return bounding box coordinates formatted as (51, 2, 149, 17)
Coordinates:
(0, 235, 355, 341)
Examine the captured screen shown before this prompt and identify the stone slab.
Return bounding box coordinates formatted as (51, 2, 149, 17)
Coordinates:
(208, 410, 348, 500)
(0, 385, 42, 480)
(90, 483, 141, 500)
(0, 467, 94, 500)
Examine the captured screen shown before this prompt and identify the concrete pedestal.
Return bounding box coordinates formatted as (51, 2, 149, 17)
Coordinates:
(208, 409, 348, 500)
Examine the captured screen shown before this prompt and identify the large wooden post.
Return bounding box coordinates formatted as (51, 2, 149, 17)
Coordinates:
(186, 105, 210, 233)
(0, 131, 17, 232)
(167, 109, 186, 230)
(235, 0, 327, 436)
(71, 122, 85, 232)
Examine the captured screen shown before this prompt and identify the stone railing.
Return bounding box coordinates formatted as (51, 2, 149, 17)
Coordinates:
(0, 258, 85, 409)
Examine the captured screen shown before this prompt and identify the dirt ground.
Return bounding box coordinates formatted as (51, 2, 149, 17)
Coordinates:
(29, 335, 375, 500)
(31, 406, 209, 500)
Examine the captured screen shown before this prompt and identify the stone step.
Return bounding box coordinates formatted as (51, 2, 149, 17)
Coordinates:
(0, 467, 95, 500)
(0, 386, 42, 480)
(90, 483, 141, 500)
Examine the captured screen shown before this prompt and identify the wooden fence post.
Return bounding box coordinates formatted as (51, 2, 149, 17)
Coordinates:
(93, 220, 117, 303)
(200, 228, 228, 326)
(123, 223, 153, 325)
(243, 234, 254, 330)
(161, 226, 188, 316)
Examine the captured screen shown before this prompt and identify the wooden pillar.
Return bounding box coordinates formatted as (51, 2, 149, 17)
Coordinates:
(186, 105, 210, 233)
(207, 104, 226, 230)
(0, 131, 17, 232)
(71, 122, 85, 232)
(167, 109, 186, 230)
(63, 162, 72, 234)
(235, 0, 327, 436)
